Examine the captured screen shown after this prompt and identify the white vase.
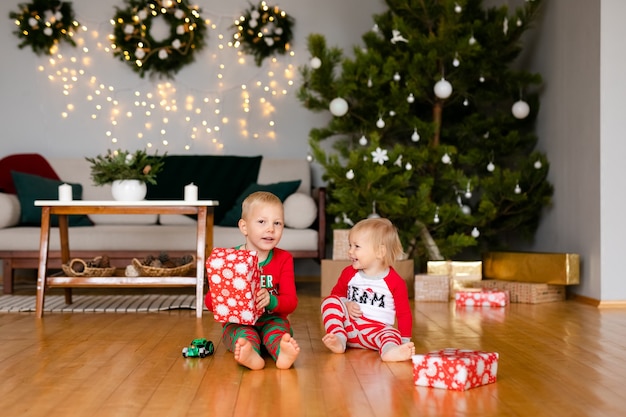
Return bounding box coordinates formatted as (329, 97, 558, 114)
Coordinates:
(111, 180, 147, 201)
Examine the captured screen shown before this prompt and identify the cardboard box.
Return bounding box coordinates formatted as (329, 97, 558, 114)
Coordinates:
(412, 348, 499, 391)
(414, 274, 449, 302)
(473, 279, 566, 304)
(482, 251, 580, 285)
(206, 248, 262, 325)
(331, 229, 351, 260)
(321, 259, 414, 298)
(427, 260, 482, 299)
(455, 289, 509, 307)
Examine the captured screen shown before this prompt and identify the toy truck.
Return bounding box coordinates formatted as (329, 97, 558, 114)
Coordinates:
(182, 338, 215, 358)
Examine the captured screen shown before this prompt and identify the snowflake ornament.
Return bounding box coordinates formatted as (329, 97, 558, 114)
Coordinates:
(371, 147, 389, 165)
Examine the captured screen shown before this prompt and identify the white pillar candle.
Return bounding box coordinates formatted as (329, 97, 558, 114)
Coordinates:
(58, 183, 73, 201)
(184, 182, 198, 201)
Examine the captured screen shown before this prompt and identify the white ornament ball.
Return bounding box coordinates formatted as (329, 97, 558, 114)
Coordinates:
(172, 39, 181, 49)
(138, 9, 148, 20)
(329, 97, 349, 117)
(441, 153, 451, 164)
(487, 162, 495, 172)
(346, 169, 355, 180)
(43, 27, 53, 36)
(376, 118, 385, 128)
(175, 9, 185, 19)
(534, 160, 542, 169)
(124, 24, 135, 35)
(411, 129, 420, 142)
(28, 17, 38, 27)
(265, 37, 275, 47)
(407, 93, 415, 103)
(465, 191, 472, 199)
(310, 57, 322, 69)
(471, 227, 480, 238)
(453, 57, 460, 67)
(512, 100, 530, 119)
(462, 205, 472, 215)
(177, 25, 185, 35)
(359, 135, 368, 146)
(249, 19, 258, 29)
(514, 184, 522, 194)
(405, 162, 413, 170)
(275, 27, 283, 35)
(455, 4, 462, 13)
(393, 72, 401, 82)
(434, 78, 453, 99)
(389, 110, 396, 117)
(135, 48, 146, 59)
(158, 49, 169, 60)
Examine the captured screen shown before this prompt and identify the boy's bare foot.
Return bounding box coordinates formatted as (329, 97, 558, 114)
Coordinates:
(276, 333, 300, 369)
(322, 333, 346, 354)
(234, 338, 265, 370)
(381, 342, 415, 362)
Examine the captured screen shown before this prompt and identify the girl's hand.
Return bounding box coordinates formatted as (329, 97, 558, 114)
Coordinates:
(345, 301, 362, 319)
(256, 288, 271, 310)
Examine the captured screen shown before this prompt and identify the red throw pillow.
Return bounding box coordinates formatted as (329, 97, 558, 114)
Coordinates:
(0, 153, 60, 194)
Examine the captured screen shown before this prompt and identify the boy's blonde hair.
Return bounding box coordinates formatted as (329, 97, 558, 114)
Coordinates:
(241, 191, 283, 220)
(349, 218, 404, 267)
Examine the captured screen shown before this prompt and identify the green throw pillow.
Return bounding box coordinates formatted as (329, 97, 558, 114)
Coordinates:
(11, 171, 94, 227)
(218, 180, 302, 227)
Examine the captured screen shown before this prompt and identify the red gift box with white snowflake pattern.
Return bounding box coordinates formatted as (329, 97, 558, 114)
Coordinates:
(455, 289, 509, 307)
(412, 348, 499, 391)
(205, 248, 262, 325)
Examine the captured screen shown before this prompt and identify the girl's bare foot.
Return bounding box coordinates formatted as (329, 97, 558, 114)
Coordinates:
(322, 333, 346, 354)
(234, 338, 265, 370)
(381, 342, 415, 362)
(276, 333, 300, 369)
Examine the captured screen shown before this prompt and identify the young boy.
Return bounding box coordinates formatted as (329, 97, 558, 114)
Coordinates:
(206, 191, 300, 370)
(321, 218, 415, 362)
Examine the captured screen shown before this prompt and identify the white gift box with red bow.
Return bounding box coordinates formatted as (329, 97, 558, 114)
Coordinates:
(205, 248, 262, 325)
(412, 348, 499, 391)
(455, 289, 509, 307)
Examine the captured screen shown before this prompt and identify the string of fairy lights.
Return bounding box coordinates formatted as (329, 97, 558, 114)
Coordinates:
(32, 5, 297, 153)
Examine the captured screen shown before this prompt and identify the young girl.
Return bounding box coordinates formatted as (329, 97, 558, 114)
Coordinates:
(206, 191, 300, 370)
(321, 218, 415, 362)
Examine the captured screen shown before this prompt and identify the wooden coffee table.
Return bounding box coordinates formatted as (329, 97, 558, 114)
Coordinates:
(34, 200, 218, 318)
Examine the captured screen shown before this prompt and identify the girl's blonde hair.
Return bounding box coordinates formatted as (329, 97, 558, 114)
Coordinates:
(349, 218, 405, 267)
(241, 191, 283, 220)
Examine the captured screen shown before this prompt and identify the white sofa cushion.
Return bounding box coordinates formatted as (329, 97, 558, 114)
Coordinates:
(284, 193, 317, 229)
(0, 193, 20, 228)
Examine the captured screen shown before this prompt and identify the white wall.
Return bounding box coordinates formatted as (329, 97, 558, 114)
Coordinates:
(600, 0, 626, 303)
(0, 0, 385, 166)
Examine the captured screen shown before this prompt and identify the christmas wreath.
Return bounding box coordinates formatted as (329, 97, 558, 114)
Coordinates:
(110, 0, 207, 79)
(9, 0, 79, 56)
(232, 1, 294, 66)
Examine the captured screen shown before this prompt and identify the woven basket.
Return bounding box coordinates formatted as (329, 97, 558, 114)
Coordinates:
(62, 258, 116, 277)
(132, 257, 195, 277)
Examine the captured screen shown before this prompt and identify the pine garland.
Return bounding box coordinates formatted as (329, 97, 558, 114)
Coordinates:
(232, 1, 294, 66)
(110, 0, 207, 79)
(9, 0, 79, 56)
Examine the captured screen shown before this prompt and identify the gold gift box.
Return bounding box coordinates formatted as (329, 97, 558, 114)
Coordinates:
(482, 252, 580, 285)
(427, 260, 482, 299)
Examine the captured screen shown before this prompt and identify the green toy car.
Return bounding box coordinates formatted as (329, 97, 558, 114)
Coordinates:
(182, 338, 215, 358)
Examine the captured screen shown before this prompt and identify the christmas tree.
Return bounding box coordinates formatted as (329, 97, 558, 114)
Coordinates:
(297, 0, 553, 269)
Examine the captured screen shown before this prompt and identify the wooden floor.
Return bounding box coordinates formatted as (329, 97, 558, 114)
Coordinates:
(1, 280, 626, 417)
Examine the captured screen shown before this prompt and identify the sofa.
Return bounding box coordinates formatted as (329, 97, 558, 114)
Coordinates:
(0, 153, 326, 294)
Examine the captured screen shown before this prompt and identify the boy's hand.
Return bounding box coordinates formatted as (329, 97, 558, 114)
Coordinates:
(345, 301, 362, 319)
(256, 288, 271, 310)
